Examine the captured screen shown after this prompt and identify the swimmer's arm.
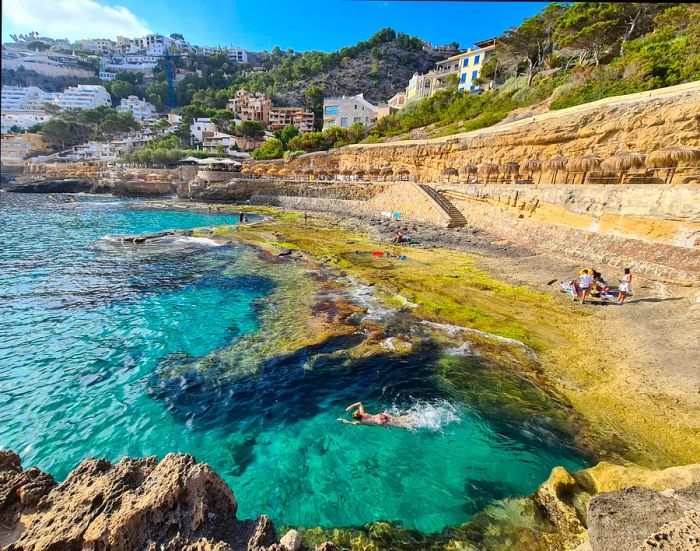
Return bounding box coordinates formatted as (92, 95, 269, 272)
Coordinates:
(346, 402, 364, 414)
(337, 418, 360, 425)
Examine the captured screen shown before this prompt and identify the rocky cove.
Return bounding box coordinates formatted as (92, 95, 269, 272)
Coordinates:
(2, 83, 699, 551)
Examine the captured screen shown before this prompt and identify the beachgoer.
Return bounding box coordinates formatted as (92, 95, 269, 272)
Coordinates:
(239, 211, 244, 223)
(592, 270, 610, 297)
(304, 212, 308, 225)
(577, 269, 594, 305)
(617, 268, 632, 304)
(338, 402, 415, 429)
(392, 230, 405, 244)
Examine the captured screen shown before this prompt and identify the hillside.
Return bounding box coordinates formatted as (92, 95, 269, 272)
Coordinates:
(264, 37, 444, 106)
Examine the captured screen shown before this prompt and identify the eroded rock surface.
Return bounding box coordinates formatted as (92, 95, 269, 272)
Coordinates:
(0, 452, 334, 551)
(587, 483, 700, 551)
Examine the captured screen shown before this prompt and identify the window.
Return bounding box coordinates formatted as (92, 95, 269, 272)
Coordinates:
(460, 73, 467, 83)
(474, 54, 480, 64)
(472, 70, 479, 80)
(354, 117, 361, 122)
(354, 104, 357, 109)
(462, 58, 468, 67)
(324, 105, 339, 115)
(340, 117, 348, 127)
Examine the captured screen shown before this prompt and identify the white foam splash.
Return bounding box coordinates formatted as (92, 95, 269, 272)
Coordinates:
(390, 399, 461, 432)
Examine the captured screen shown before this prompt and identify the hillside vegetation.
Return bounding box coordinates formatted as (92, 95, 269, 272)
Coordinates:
(371, 3, 700, 140)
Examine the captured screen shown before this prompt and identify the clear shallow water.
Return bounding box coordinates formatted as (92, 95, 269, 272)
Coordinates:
(0, 193, 587, 533)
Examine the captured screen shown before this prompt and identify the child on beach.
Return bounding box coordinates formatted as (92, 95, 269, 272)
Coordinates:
(617, 268, 632, 304)
(577, 269, 594, 304)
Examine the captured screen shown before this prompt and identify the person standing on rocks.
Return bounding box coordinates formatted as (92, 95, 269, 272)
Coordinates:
(617, 268, 633, 304)
(577, 269, 594, 305)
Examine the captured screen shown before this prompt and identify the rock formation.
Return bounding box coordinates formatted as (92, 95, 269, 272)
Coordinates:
(0, 451, 335, 551)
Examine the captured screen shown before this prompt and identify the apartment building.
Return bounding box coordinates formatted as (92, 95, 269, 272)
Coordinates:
(81, 39, 116, 53)
(117, 96, 157, 120)
(456, 38, 497, 92)
(268, 107, 315, 132)
(1, 112, 53, 134)
(53, 85, 112, 110)
(190, 118, 217, 142)
(322, 94, 378, 130)
(1, 132, 49, 164)
(202, 132, 238, 154)
(1, 86, 55, 111)
(226, 90, 271, 125)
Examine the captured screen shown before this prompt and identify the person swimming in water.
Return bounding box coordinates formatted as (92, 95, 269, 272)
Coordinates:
(338, 402, 415, 429)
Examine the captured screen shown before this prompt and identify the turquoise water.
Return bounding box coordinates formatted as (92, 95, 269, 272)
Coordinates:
(0, 193, 587, 533)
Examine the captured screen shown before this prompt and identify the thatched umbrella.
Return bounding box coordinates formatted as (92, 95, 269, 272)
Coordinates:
(478, 162, 498, 184)
(442, 167, 459, 183)
(522, 158, 542, 184)
(543, 156, 568, 184)
(240, 167, 252, 175)
(353, 168, 366, 179)
(368, 167, 381, 180)
(380, 167, 393, 181)
(253, 167, 266, 175)
(278, 168, 289, 177)
(267, 168, 278, 176)
(567, 155, 602, 184)
(340, 168, 352, 177)
(601, 151, 646, 184)
(397, 168, 411, 181)
(646, 146, 700, 184)
(500, 162, 520, 183)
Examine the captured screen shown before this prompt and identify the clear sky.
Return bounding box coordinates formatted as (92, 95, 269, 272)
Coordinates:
(2, 0, 550, 52)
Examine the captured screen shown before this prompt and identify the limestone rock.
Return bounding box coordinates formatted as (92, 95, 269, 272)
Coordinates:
(533, 466, 585, 537)
(279, 529, 302, 551)
(587, 484, 700, 551)
(0, 451, 55, 530)
(6, 453, 242, 551)
(642, 509, 700, 550)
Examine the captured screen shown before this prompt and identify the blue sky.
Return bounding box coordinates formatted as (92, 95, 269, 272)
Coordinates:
(3, 0, 550, 52)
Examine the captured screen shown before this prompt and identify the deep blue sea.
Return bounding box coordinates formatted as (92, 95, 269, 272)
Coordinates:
(0, 193, 587, 533)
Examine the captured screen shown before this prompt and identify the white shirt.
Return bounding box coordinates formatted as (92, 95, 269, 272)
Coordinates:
(579, 274, 594, 288)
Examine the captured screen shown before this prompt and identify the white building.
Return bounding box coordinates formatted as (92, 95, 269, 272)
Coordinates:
(53, 85, 112, 110)
(99, 71, 118, 81)
(104, 54, 159, 73)
(1, 112, 53, 134)
(117, 96, 157, 120)
(69, 140, 119, 161)
(190, 118, 217, 142)
(202, 132, 238, 154)
(1, 86, 55, 111)
(322, 94, 378, 130)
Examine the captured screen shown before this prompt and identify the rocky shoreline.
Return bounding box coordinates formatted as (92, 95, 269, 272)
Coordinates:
(3, 450, 699, 551)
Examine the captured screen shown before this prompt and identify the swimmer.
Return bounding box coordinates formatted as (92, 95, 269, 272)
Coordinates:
(338, 402, 415, 429)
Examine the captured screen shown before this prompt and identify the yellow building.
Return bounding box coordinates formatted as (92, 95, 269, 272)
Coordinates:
(1, 132, 49, 165)
(456, 38, 497, 92)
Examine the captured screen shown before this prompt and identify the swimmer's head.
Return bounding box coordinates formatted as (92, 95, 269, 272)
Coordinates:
(352, 410, 362, 419)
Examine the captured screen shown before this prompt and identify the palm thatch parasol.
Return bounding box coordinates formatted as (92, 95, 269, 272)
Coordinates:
(462, 165, 478, 174)
(278, 168, 289, 177)
(340, 168, 352, 176)
(253, 167, 266, 175)
(478, 162, 498, 184)
(543, 156, 568, 184)
(523, 158, 542, 183)
(567, 155, 602, 184)
(266, 168, 278, 175)
(240, 167, 252, 175)
(368, 167, 381, 180)
(442, 167, 459, 183)
(353, 168, 366, 178)
(601, 151, 646, 184)
(646, 146, 700, 184)
(397, 168, 411, 180)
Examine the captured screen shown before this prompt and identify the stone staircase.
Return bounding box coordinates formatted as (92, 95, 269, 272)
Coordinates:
(417, 184, 468, 227)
